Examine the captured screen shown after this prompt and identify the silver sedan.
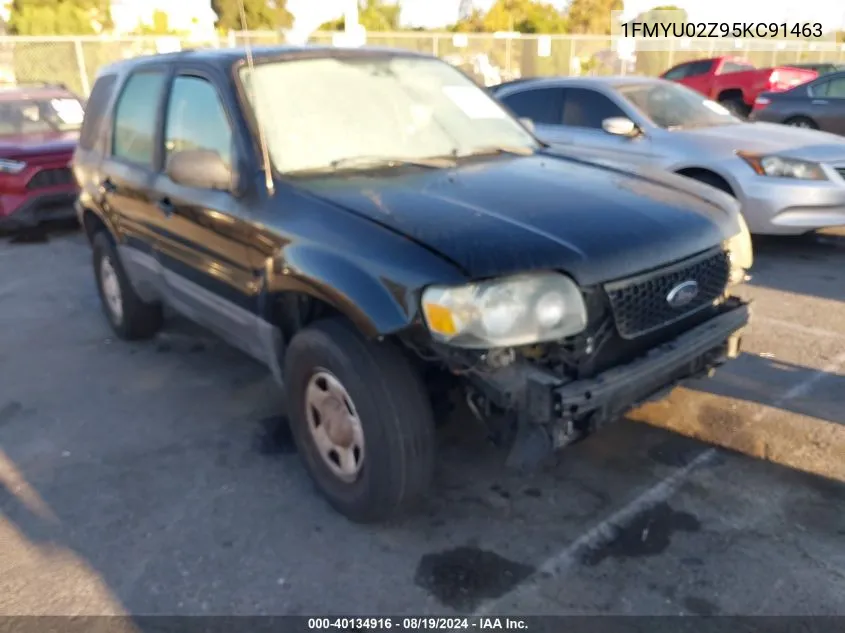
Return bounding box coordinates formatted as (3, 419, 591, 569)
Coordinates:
(492, 76, 845, 235)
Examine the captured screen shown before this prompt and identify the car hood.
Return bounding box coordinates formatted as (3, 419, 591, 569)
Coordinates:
(294, 153, 741, 286)
(0, 131, 78, 159)
(675, 122, 845, 162)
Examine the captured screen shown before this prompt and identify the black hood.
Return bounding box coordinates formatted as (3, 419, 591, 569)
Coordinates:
(295, 153, 741, 286)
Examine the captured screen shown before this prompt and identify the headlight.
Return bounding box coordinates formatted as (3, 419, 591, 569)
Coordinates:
(737, 152, 826, 180)
(0, 159, 26, 174)
(421, 272, 587, 348)
(723, 213, 753, 285)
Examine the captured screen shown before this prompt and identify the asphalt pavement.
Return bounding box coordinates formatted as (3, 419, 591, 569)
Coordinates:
(0, 226, 843, 617)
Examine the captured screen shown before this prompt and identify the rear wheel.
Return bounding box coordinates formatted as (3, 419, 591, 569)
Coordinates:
(783, 116, 818, 129)
(92, 232, 163, 340)
(284, 317, 436, 523)
(718, 96, 750, 119)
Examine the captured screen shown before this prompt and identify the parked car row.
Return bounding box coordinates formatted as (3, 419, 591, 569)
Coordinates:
(659, 55, 845, 134)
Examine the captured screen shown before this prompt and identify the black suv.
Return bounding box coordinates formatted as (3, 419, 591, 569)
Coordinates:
(72, 46, 752, 523)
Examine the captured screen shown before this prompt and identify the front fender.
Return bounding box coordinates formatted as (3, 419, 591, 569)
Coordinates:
(267, 243, 420, 339)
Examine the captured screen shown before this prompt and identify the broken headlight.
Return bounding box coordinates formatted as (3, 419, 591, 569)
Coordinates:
(421, 272, 587, 349)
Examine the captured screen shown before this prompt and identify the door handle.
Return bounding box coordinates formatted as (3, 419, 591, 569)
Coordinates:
(99, 178, 116, 195)
(812, 100, 829, 105)
(157, 198, 175, 217)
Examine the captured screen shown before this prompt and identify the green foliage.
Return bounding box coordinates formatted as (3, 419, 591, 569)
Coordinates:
(8, 0, 111, 35)
(566, 0, 623, 35)
(481, 0, 568, 34)
(449, 0, 567, 34)
(633, 5, 687, 76)
(319, 0, 401, 32)
(211, 0, 293, 31)
(132, 10, 183, 36)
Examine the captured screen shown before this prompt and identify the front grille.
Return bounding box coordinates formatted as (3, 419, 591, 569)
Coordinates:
(26, 167, 74, 190)
(603, 248, 730, 340)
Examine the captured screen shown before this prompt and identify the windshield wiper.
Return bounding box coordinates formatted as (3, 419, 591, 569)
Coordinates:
(452, 145, 536, 159)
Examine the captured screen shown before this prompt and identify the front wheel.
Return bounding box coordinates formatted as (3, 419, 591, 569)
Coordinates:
(284, 318, 436, 523)
(718, 97, 750, 119)
(92, 232, 163, 340)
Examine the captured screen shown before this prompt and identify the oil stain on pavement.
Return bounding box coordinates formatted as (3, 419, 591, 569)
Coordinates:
(414, 546, 534, 611)
(580, 502, 701, 566)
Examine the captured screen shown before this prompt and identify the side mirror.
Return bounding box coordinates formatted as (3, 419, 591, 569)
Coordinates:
(166, 149, 233, 192)
(519, 117, 535, 133)
(602, 116, 639, 137)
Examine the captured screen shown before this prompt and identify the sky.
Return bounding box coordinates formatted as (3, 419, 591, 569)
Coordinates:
(285, 0, 845, 34)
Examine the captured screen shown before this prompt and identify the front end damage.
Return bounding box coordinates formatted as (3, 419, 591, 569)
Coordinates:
(411, 246, 751, 469)
(465, 297, 748, 468)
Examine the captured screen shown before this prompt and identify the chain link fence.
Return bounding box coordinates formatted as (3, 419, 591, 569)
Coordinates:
(2, 31, 844, 96)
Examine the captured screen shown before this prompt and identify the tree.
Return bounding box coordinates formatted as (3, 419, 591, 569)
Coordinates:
(318, 0, 401, 32)
(630, 5, 686, 76)
(565, 0, 623, 35)
(449, 8, 486, 33)
(211, 0, 293, 32)
(8, 0, 112, 35)
(480, 0, 567, 33)
(132, 9, 183, 36)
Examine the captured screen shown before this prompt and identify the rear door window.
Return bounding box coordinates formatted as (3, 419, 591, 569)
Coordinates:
(718, 61, 753, 74)
(111, 70, 167, 168)
(500, 87, 564, 125)
(561, 88, 627, 129)
(79, 73, 116, 151)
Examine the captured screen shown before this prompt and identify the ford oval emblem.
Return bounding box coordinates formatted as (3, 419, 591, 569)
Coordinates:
(666, 280, 699, 308)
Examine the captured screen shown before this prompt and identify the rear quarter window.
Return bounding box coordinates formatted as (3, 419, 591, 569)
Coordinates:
(79, 74, 117, 151)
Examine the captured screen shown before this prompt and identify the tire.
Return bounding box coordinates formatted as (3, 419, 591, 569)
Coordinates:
(92, 232, 163, 340)
(284, 317, 436, 523)
(718, 97, 750, 119)
(784, 116, 818, 130)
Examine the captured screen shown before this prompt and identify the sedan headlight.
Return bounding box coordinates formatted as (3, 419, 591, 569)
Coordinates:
(723, 213, 753, 285)
(421, 272, 587, 349)
(0, 159, 26, 174)
(737, 152, 826, 181)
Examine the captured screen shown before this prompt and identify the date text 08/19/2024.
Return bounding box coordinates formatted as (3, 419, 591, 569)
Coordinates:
(307, 617, 529, 630)
(621, 22, 824, 39)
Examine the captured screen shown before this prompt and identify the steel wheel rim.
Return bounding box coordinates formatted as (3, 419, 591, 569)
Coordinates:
(304, 369, 365, 483)
(100, 255, 123, 324)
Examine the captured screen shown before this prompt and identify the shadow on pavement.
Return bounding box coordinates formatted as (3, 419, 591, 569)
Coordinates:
(747, 233, 845, 304)
(694, 352, 845, 427)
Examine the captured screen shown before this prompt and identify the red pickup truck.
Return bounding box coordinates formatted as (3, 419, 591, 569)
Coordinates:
(660, 56, 818, 118)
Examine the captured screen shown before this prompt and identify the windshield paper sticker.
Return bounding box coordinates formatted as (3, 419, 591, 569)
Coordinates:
(443, 86, 506, 119)
(51, 99, 84, 124)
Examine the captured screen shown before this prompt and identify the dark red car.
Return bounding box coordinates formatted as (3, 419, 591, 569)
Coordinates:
(0, 82, 84, 231)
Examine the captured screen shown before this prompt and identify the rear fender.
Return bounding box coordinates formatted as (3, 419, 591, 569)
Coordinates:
(265, 243, 420, 339)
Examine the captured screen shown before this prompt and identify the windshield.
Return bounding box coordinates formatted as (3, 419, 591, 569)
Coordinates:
(0, 96, 84, 136)
(617, 81, 740, 130)
(239, 55, 538, 174)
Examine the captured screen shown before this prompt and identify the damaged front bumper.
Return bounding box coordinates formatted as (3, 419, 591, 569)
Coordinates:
(468, 298, 750, 465)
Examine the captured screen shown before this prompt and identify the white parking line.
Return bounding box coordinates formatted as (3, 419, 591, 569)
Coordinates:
(469, 350, 845, 617)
